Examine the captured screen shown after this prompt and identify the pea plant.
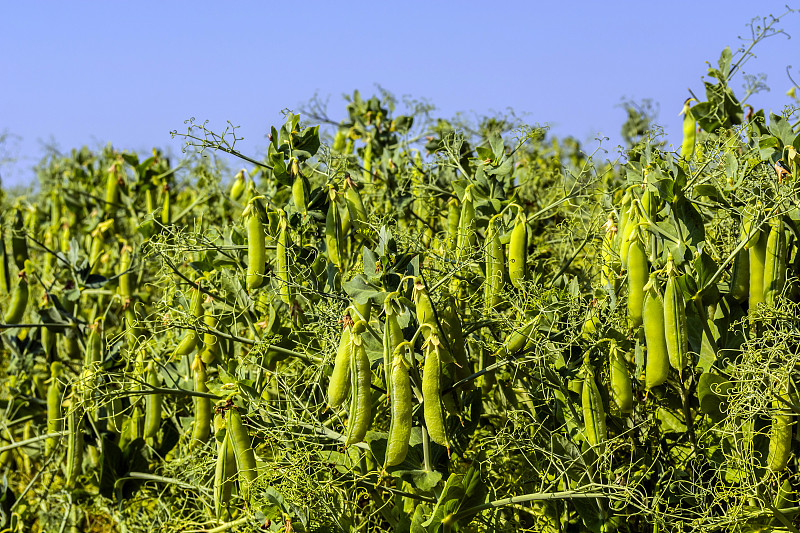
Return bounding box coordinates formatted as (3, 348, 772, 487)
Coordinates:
(1, 9, 800, 533)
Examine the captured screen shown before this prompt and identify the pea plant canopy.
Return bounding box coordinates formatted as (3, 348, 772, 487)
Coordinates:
(2, 9, 800, 533)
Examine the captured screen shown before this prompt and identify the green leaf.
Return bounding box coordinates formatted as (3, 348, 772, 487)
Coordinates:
(768, 113, 795, 147)
(488, 133, 504, 160)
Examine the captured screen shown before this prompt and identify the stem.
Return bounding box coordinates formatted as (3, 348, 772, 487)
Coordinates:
(0, 431, 68, 454)
(452, 490, 615, 521)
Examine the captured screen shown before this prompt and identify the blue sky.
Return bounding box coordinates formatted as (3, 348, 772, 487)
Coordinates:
(1, 1, 798, 187)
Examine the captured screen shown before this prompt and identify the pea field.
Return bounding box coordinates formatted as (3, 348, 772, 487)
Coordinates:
(2, 16, 800, 533)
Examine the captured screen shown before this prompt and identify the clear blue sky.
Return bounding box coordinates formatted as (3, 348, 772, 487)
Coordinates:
(1, 1, 798, 187)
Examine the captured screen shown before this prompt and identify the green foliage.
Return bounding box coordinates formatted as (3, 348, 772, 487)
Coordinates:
(2, 9, 800, 533)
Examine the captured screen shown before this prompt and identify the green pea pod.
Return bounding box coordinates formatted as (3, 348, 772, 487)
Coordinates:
(627, 235, 648, 330)
(413, 279, 438, 341)
(383, 295, 405, 401)
(214, 421, 237, 519)
(447, 197, 460, 251)
(582, 365, 607, 449)
(729, 246, 749, 302)
(385, 342, 413, 467)
(345, 322, 372, 445)
(11, 208, 28, 271)
(763, 218, 786, 307)
(276, 210, 292, 305)
(230, 169, 247, 202)
(422, 336, 449, 447)
(508, 207, 528, 289)
(226, 408, 258, 490)
(118, 243, 134, 300)
(171, 280, 205, 360)
(767, 381, 793, 472)
(46, 363, 63, 455)
(664, 258, 689, 372)
(84, 321, 103, 366)
(680, 98, 696, 162)
(643, 275, 669, 390)
(493, 316, 540, 358)
(484, 214, 505, 311)
(191, 355, 211, 447)
(292, 174, 310, 214)
(325, 186, 344, 269)
(105, 161, 121, 210)
(748, 230, 768, 311)
(200, 311, 220, 365)
(344, 175, 371, 240)
(4, 271, 29, 324)
(456, 185, 476, 262)
(161, 183, 171, 225)
(741, 203, 762, 250)
(442, 299, 471, 385)
(362, 141, 372, 182)
(328, 320, 353, 409)
(144, 362, 162, 439)
(107, 396, 124, 435)
(0, 234, 10, 295)
(610, 342, 633, 415)
(245, 199, 266, 290)
(618, 203, 636, 270)
(65, 402, 84, 489)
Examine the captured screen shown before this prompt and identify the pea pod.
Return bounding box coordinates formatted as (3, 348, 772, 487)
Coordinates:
(729, 246, 749, 302)
(3, 271, 28, 324)
(741, 203, 763, 250)
(191, 355, 211, 447)
(325, 186, 344, 269)
(582, 365, 607, 449)
(105, 161, 121, 211)
(244, 198, 266, 290)
(447, 197, 460, 251)
(763, 218, 786, 307)
(230, 169, 247, 202)
(664, 257, 689, 372)
(46, 362, 63, 455)
(161, 183, 171, 225)
(64, 401, 84, 489)
(610, 342, 633, 415)
(385, 342, 413, 467)
(200, 311, 221, 365)
(292, 173, 310, 214)
(643, 274, 669, 390)
(383, 294, 405, 401)
(627, 233, 648, 330)
(493, 315, 540, 358)
(144, 362, 163, 439)
(749, 230, 768, 311)
(344, 175, 371, 240)
(680, 98, 697, 162)
(456, 185, 476, 261)
(226, 407, 258, 490)
(0, 234, 10, 295)
(618, 201, 636, 270)
(422, 335, 449, 447)
(118, 243, 134, 300)
(328, 318, 353, 409)
(171, 279, 205, 360)
(508, 207, 528, 289)
(345, 321, 372, 445)
(11, 208, 28, 270)
(84, 320, 103, 366)
(767, 381, 793, 472)
(484, 214, 505, 311)
(214, 417, 237, 519)
(276, 209, 292, 305)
